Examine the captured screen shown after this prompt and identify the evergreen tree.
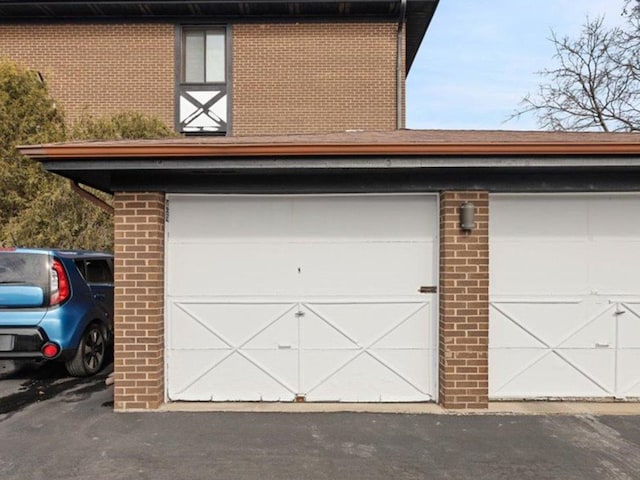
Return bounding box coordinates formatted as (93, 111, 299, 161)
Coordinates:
(0, 59, 175, 250)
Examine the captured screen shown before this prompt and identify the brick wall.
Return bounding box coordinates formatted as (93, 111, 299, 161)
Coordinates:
(232, 22, 400, 135)
(439, 191, 489, 409)
(0, 24, 174, 127)
(113, 193, 165, 411)
(1, 22, 402, 135)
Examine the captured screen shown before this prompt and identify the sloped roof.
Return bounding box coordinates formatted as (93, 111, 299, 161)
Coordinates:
(19, 128, 640, 193)
(20, 129, 640, 159)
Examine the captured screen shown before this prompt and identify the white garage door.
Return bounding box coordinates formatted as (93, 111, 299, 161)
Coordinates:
(490, 194, 640, 399)
(166, 194, 438, 402)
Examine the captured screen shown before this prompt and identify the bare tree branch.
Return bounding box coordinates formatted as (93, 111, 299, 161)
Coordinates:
(508, 12, 640, 132)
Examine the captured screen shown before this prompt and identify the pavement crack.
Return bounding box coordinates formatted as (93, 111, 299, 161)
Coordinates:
(341, 441, 376, 458)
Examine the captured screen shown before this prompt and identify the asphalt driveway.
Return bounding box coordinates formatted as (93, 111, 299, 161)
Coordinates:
(1, 363, 640, 480)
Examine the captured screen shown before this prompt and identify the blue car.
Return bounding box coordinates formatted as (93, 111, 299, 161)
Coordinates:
(0, 248, 113, 376)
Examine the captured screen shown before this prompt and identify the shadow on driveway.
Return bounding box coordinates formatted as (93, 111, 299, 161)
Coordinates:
(0, 360, 112, 417)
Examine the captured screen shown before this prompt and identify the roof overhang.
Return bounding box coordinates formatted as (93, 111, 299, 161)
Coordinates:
(18, 130, 640, 194)
(0, 0, 439, 72)
(20, 141, 640, 160)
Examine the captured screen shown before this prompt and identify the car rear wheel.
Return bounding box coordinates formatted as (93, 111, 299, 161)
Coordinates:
(65, 323, 106, 377)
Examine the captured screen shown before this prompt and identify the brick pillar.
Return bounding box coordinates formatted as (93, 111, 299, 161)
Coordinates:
(439, 191, 489, 409)
(113, 192, 165, 411)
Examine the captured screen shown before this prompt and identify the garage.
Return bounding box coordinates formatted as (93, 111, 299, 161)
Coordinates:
(490, 194, 640, 399)
(165, 194, 438, 402)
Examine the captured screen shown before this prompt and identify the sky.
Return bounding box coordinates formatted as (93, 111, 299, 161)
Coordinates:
(406, 0, 629, 131)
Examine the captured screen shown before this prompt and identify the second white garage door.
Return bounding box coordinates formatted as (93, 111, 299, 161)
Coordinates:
(490, 194, 640, 399)
(166, 194, 438, 402)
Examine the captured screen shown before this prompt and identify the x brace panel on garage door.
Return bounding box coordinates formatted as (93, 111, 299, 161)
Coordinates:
(167, 299, 436, 402)
(490, 299, 640, 399)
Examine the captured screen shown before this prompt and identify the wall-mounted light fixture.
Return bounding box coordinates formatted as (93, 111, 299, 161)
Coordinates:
(460, 201, 475, 231)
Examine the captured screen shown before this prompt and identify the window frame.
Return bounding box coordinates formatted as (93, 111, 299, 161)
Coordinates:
(175, 24, 232, 136)
(181, 26, 227, 85)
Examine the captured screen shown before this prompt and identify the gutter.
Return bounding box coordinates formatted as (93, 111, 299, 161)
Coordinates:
(396, 0, 407, 129)
(39, 156, 640, 170)
(18, 142, 640, 159)
(70, 181, 114, 214)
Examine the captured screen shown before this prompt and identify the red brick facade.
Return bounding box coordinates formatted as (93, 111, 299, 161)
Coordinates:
(439, 192, 490, 409)
(0, 24, 175, 127)
(233, 22, 401, 134)
(113, 193, 165, 411)
(0, 22, 402, 134)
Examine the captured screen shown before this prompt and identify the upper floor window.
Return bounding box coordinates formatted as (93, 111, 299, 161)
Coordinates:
(178, 26, 228, 135)
(183, 28, 226, 84)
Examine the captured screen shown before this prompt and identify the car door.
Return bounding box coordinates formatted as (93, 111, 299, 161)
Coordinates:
(83, 258, 114, 330)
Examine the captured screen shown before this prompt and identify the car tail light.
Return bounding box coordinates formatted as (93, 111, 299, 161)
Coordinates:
(42, 342, 60, 358)
(50, 259, 70, 305)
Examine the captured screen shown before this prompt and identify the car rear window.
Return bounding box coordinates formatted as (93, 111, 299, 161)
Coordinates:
(0, 252, 49, 296)
(75, 259, 113, 284)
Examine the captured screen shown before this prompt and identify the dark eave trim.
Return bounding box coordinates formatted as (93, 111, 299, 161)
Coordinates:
(0, 0, 406, 5)
(54, 166, 640, 195)
(21, 138, 640, 194)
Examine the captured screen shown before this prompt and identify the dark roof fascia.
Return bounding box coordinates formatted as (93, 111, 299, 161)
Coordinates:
(66, 166, 640, 195)
(36, 154, 640, 194)
(0, 0, 404, 4)
(22, 132, 640, 193)
(0, 15, 398, 24)
(405, 0, 438, 71)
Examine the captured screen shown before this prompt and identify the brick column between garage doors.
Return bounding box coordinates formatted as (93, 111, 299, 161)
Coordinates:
(439, 191, 489, 409)
(113, 192, 165, 411)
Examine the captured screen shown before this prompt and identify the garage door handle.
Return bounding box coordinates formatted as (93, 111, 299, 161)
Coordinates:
(419, 286, 437, 294)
